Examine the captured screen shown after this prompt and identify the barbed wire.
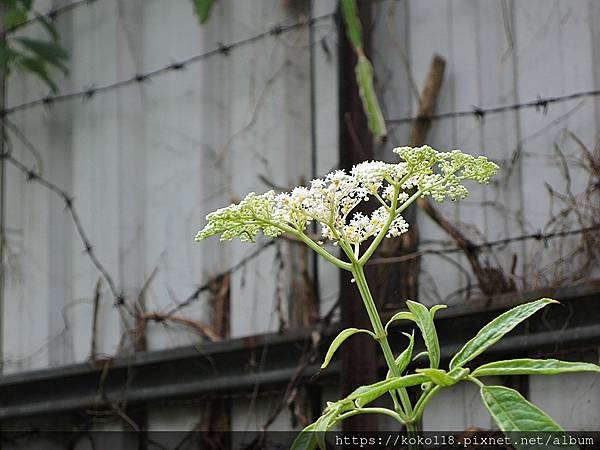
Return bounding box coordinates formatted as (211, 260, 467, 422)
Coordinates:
(6, 3, 598, 131)
(2, 12, 335, 117)
(0, 120, 136, 316)
(3, 0, 599, 341)
(160, 224, 600, 319)
(368, 224, 600, 266)
(4, 110, 599, 321)
(386, 89, 600, 125)
(2, 0, 96, 38)
(1, 118, 278, 324)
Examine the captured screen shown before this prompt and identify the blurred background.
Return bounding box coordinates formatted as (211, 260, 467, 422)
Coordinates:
(1, 0, 599, 445)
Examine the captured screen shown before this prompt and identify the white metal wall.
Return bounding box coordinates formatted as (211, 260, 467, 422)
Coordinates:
(1, 0, 599, 432)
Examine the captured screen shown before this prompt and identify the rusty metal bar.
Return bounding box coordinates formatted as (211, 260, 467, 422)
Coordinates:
(0, 283, 598, 422)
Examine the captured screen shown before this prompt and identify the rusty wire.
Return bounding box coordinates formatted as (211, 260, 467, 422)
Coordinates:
(2, 12, 335, 117)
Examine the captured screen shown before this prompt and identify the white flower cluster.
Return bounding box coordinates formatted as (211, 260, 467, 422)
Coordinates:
(195, 146, 498, 247)
(195, 191, 284, 243)
(343, 207, 409, 244)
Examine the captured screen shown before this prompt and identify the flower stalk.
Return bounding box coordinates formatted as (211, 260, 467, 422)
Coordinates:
(193, 146, 600, 450)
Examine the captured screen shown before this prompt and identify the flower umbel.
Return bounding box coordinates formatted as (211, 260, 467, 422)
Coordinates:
(195, 191, 284, 243)
(195, 146, 498, 261)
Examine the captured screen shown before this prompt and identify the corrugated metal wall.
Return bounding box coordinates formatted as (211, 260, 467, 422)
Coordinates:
(1, 0, 599, 432)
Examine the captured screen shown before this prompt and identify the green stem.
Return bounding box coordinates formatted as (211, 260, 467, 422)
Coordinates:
(412, 385, 441, 421)
(276, 223, 352, 270)
(358, 185, 424, 265)
(405, 420, 419, 448)
(352, 264, 414, 418)
(338, 407, 405, 424)
(244, 219, 350, 270)
(468, 375, 485, 387)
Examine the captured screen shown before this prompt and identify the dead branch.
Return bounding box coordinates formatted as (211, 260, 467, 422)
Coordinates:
(210, 272, 230, 339)
(89, 278, 103, 362)
(143, 312, 220, 342)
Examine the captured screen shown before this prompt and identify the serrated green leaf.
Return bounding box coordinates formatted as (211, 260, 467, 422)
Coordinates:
(406, 300, 441, 369)
(480, 386, 577, 449)
(17, 56, 58, 93)
(16, 38, 68, 73)
(450, 298, 558, 370)
(291, 423, 318, 450)
(387, 331, 414, 378)
(321, 327, 375, 370)
(4, 7, 27, 29)
(384, 311, 415, 334)
(192, 0, 215, 24)
(349, 374, 428, 407)
(473, 358, 600, 377)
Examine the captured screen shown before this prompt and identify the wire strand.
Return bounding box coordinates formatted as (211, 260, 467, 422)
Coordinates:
(386, 90, 600, 125)
(367, 224, 600, 266)
(2, 12, 335, 116)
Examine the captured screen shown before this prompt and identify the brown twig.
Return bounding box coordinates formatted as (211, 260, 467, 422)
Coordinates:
(89, 278, 102, 361)
(143, 312, 220, 342)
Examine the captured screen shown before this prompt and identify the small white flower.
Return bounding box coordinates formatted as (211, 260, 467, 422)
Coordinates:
(196, 145, 498, 247)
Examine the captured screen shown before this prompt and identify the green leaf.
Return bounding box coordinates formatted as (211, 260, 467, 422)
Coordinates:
(349, 373, 428, 407)
(17, 56, 58, 93)
(191, 0, 215, 24)
(340, 0, 362, 50)
(4, 7, 27, 30)
(417, 368, 470, 387)
(354, 56, 387, 142)
(387, 331, 414, 378)
(16, 38, 69, 73)
(321, 327, 376, 370)
(314, 408, 338, 450)
(430, 304, 447, 317)
(450, 298, 558, 370)
(291, 423, 318, 450)
(412, 350, 429, 362)
(473, 358, 600, 377)
(416, 368, 456, 387)
(36, 14, 60, 42)
(384, 311, 415, 334)
(480, 386, 577, 449)
(406, 300, 442, 369)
